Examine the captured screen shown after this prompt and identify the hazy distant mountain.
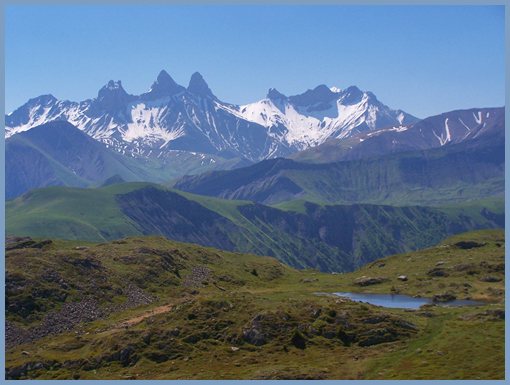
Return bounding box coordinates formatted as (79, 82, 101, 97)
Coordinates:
(5, 121, 249, 199)
(291, 107, 504, 163)
(174, 121, 504, 206)
(5, 121, 159, 199)
(5, 71, 279, 161)
(6, 70, 504, 203)
(5, 70, 418, 162)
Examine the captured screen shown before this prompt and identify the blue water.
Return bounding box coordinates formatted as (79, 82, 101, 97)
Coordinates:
(332, 292, 484, 309)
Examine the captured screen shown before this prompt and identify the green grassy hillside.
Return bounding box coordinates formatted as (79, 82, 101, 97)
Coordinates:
(6, 183, 154, 241)
(6, 183, 504, 272)
(5, 230, 504, 380)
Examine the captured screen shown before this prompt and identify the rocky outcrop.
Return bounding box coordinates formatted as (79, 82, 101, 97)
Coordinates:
(454, 241, 486, 249)
(354, 276, 388, 286)
(6, 236, 52, 251)
(432, 293, 457, 303)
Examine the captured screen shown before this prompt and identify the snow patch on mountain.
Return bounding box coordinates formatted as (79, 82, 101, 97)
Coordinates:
(239, 87, 418, 148)
(122, 99, 185, 148)
(474, 111, 482, 124)
(6, 106, 52, 138)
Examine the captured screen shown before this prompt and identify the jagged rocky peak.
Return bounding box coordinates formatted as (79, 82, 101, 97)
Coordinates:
(187, 71, 214, 98)
(142, 69, 185, 100)
(266, 88, 287, 102)
(154, 69, 176, 88)
(106, 80, 123, 90)
(288, 84, 337, 106)
(97, 80, 132, 111)
(98, 80, 127, 97)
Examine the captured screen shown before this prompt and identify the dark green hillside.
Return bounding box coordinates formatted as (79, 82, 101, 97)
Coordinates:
(116, 186, 239, 251)
(5, 230, 504, 380)
(6, 183, 504, 272)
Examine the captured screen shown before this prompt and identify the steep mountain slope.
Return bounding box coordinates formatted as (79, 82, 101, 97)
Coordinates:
(6, 183, 503, 272)
(174, 128, 504, 206)
(5, 71, 418, 161)
(291, 107, 504, 163)
(5, 121, 152, 199)
(5, 230, 504, 380)
(5, 121, 250, 199)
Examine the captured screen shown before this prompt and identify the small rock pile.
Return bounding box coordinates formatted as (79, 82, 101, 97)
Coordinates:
(6, 299, 103, 348)
(183, 266, 211, 287)
(106, 284, 155, 313)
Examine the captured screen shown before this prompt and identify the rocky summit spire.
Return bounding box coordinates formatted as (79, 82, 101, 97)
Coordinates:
(97, 80, 132, 112)
(98, 80, 127, 96)
(142, 70, 185, 100)
(187, 72, 214, 98)
(154, 70, 176, 89)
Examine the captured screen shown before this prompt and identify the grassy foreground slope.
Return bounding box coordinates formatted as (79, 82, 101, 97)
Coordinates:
(5, 229, 504, 380)
(6, 183, 504, 272)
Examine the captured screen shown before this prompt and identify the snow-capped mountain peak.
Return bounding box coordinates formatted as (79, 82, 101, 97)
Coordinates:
(238, 84, 419, 148)
(5, 94, 63, 138)
(5, 71, 420, 161)
(338, 85, 365, 105)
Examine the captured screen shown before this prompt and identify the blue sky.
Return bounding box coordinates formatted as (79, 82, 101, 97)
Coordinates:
(5, 5, 505, 118)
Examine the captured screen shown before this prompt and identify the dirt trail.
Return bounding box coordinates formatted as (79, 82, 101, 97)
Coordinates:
(118, 303, 175, 328)
(100, 297, 192, 335)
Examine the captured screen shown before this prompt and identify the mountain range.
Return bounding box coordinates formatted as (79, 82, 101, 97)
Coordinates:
(174, 118, 504, 206)
(4, 69, 505, 273)
(6, 70, 418, 162)
(5, 70, 504, 200)
(291, 107, 503, 163)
